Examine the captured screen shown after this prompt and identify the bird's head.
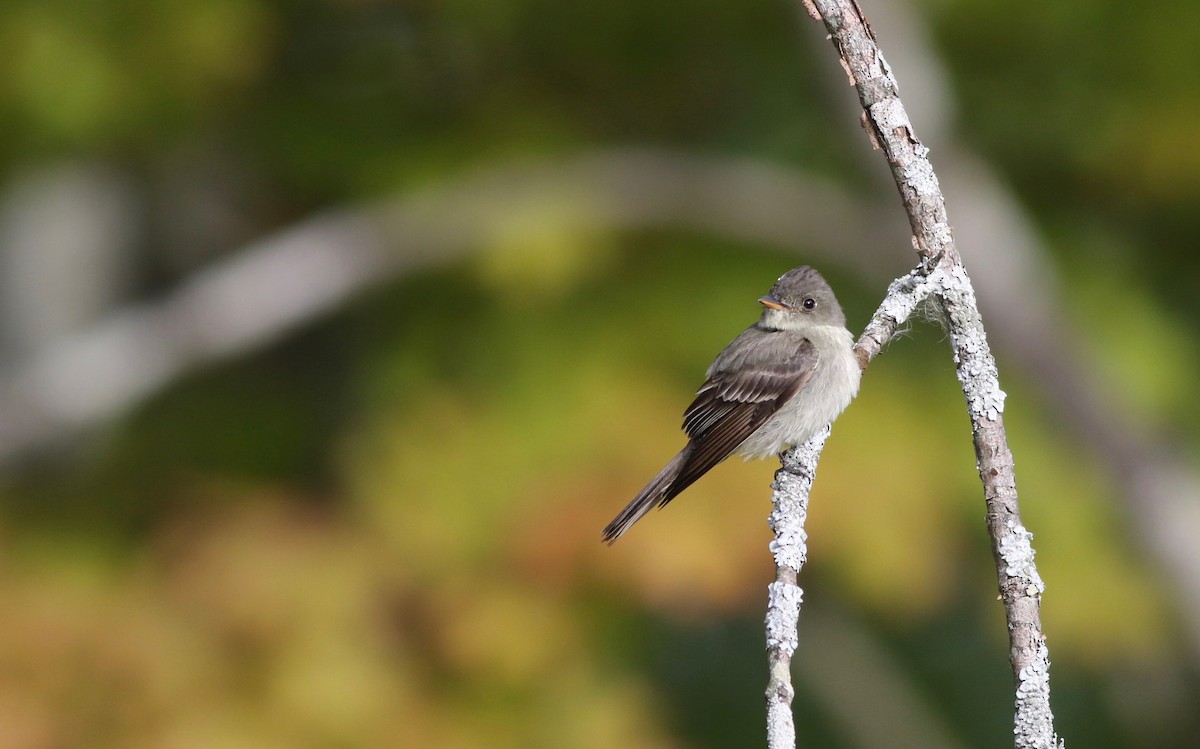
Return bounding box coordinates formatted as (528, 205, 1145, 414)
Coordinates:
(758, 266, 847, 330)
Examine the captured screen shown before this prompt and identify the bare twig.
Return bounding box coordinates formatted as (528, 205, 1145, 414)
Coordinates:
(802, 1, 1061, 746)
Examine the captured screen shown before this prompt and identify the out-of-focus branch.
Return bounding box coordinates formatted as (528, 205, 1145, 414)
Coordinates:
(0, 150, 900, 466)
(795, 605, 966, 749)
(0, 213, 394, 460)
(806, 1, 1061, 747)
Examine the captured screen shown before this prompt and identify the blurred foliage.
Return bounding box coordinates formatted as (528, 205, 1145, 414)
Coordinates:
(933, 0, 1200, 318)
(1, 0, 1199, 748)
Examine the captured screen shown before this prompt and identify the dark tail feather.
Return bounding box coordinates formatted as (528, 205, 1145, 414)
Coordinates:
(602, 446, 691, 544)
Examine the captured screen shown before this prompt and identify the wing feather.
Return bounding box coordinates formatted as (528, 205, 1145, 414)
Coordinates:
(659, 331, 817, 505)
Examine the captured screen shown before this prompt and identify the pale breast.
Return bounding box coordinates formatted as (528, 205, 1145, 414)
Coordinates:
(735, 326, 861, 459)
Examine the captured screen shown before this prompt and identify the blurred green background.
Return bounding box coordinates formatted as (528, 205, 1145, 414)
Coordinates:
(0, 0, 1198, 747)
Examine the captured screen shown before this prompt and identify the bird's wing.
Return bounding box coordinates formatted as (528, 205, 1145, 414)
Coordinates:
(670, 333, 817, 497)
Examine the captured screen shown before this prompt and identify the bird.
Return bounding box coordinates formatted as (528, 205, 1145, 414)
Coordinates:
(602, 266, 860, 544)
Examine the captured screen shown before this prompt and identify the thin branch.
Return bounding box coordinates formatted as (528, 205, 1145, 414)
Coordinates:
(766, 265, 938, 749)
(804, 1, 1061, 747)
(765, 426, 827, 749)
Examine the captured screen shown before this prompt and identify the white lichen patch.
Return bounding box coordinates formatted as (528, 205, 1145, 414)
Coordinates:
(873, 267, 937, 326)
(767, 527, 808, 570)
(939, 266, 1007, 421)
(1013, 642, 1063, 749)
(929, 221, 952, 247)
(999, 521, 1046, 594)
(868, 97, 908, 133)
(765, 581, 803, 656)
(769, 430, 829, 570)
(902, 158, 940, 196)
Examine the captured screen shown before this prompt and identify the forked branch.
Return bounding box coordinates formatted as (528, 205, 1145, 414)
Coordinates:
(765, 2, 1061, 747)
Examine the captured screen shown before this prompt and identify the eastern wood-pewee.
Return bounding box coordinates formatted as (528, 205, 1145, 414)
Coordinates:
(602, 266, 861, 544)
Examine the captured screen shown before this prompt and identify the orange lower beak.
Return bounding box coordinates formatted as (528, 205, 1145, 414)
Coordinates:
(758, 295, 787, 310)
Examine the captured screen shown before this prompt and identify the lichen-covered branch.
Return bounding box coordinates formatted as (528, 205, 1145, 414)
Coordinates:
(852, 259, 941, 368)
(765, 428, 827, 749)
(802, 1, 1061, 747)
(939, 266, 1059, 748)
(765, 265, 937, 749)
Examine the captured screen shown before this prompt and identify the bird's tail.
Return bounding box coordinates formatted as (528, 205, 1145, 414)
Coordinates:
(602, 446, 691, 544)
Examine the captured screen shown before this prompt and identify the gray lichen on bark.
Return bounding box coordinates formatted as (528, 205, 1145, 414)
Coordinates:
(769, 3, 1063, 746)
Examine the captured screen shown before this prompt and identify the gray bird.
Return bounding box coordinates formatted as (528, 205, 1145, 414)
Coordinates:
(602, 266, 860, 544)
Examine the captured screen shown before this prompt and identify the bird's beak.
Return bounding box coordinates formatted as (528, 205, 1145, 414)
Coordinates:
(758, 295, 788, 310)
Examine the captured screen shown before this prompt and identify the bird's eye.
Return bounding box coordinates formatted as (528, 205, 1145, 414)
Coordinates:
(802, 297, 816, 310)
